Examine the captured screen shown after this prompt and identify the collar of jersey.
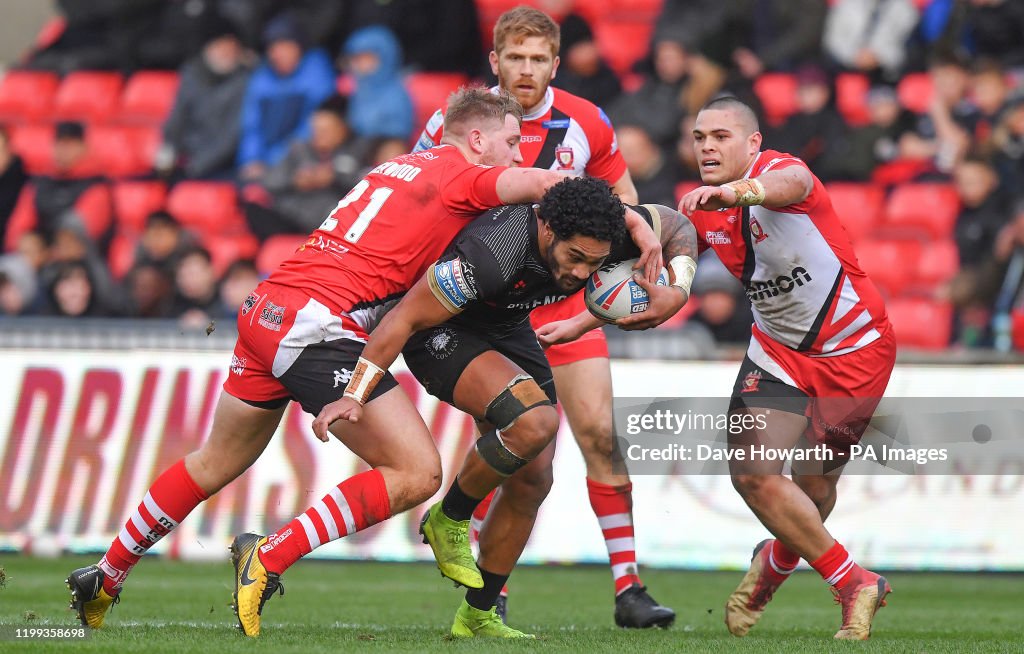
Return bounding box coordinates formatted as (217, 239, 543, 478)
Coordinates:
(742, 151, 763, 180)
(490, 85, 554, 122)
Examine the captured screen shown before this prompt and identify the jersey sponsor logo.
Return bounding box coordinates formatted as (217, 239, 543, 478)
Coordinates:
(744, 266, 813, 302)
(414, 135, 435, 152)
(333, 368, 353, 388)
(749, 217, 768, 243)
(258, 301, 285, 331)
(705, 230, 731, 245)
(555, 146, 575, 170)
(426, 109, 444, 132)
(260, 528, 292, 554)
(432, 258, 476, 309)
(240, 292, 260, 315)
(520, 135, 543, 143)
(542, 119, 571, 129)
(741, 370, 762, 393)
(509, 294, 567, 310)
(230, 355, 247, 376)
(425, 326, 459, 359)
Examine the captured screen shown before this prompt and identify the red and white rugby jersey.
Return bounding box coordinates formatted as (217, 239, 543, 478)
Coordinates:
(414, 86, 627, 184)
(267, 145, 504, 331)
(688, 150, 890, 357)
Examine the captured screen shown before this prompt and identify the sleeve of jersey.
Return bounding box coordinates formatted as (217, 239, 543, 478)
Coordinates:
(427, 239, 507, 313)
(411, 108, 445, 153)
(757, 152, 820, 214)
(583, 107, 628, 184)
(441, 162, 506, 215)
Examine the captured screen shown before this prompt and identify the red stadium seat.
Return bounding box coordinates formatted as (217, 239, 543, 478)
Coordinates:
(4, 186, 37, 251)
(73, 184, 114, 239)
(825, 183, 885, 242)
(883, 183, 960, 239)
(87, 125, 150, 178)
(53, 72, 124, 123)
(113, 181, 168, 234)
(166, 181, 245, 236)
(9, 123, 55, 175)
(119, 71, 180, 125)
(404, 72, 469, 137)
(836, 73, 870, 126)
(201, 232, 260, 276)
(753, 73, 799, 126)
(0, 71, 61, 123)
(593, 20, 655, 78)
(674, 181, 701, 204)
(256, 234, 307, 275)
(886, 298, 953, 350)
(107, 233, 136, 280)
(853, 239, 922, 297)
(914, 239, 959, 290)
(897, 72, 932, 114)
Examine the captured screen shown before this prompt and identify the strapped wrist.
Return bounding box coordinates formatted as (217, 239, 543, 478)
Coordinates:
(725, 178, 766, 206)
(343, 357, 386, 406)
(668, 255, 697, 297)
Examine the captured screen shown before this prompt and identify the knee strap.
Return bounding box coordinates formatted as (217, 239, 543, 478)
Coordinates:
(475, 429, 529, 476)
(484, 374, 551, 431)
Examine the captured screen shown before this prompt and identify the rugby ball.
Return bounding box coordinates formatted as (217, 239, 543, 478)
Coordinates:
(585, 258, 669, 322)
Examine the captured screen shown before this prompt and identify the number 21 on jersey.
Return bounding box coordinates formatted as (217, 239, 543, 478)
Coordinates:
(318, 180, 394, 243)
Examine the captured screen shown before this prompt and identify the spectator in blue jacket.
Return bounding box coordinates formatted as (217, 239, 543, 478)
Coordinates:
(343, 26, 414, 141)
(237, 12, 335, 182)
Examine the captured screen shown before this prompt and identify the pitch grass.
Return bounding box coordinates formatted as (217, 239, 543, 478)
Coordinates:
(0, 556, 1021, 653)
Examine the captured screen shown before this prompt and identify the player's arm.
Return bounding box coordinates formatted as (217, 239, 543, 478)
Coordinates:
(624, 205, 662, 282)
(493, 167, 565, 204)
(679, 165, 815, 213)
(617, 204, 699, 330)
(610, 169, 639, 205)
(311, 272, 460, 438)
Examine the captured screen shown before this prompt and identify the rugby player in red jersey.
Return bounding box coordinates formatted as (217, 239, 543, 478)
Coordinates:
(678, 97, 896, 641)
(413, 6, 673, 627)
(65, 88, 572, 636)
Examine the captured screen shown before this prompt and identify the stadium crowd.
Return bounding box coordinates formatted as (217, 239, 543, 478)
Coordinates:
(0, 0, 1023, 351)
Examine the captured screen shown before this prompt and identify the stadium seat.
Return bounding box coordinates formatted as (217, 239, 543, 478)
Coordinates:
(73, 184, 114, 239)
(0, 71, 61, 123)
(883, 183, 960, 239)
(4, 185, 37, 251)
(853, 239, 922, 297)
(674, 181, 701, 204)
(914, 239, 959, 290)
(256, 234, 307, 275)
(87, 125, 149, 178)
(886, 298, 953, 350)
(107, 233, 136, 280)
(119, 71, 180, 125)
(593, 20, 655, 78)
(113, 181, 168, 235)
(825, 182, 885, 242)
(404, 72, 469, 137)
(9, 123, 55, 175)
(753, 73, 799, 126)
(166, 181, 245, 236)
(52, 72, 124, 123)
(897, 72, 932, 114)
(201, 232, 260, 276)
(836, 73, 870, 126)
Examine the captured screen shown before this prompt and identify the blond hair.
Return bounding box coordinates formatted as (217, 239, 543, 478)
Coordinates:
(493, 6, 560, 57)
(443, 86, 524, 135)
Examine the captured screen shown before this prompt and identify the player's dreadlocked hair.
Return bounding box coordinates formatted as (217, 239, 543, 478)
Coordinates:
(443, 86, 523, 135)
(538, 177, 627, 247)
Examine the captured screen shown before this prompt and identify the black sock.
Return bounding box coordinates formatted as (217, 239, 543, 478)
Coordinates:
(465, 567, 509, 612)
(440, 476, 482, 522)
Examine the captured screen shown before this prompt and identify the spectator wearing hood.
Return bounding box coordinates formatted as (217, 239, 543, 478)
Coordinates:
(237, 12, 335, 181)
(343, 26, 414, 141)
(158, 14, 253, 180)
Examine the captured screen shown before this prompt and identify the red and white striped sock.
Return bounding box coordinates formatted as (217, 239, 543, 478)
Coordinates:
(587, 478, 641, 595)
(258, 469, 392, 574)
(98, 458, 208, 595)
(810, 541, 859, 589)
(765, 539, 801, 583)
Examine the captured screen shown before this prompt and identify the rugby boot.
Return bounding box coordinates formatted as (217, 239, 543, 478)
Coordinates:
(419, 502, 483, 589)
(725, 539, 788, 636)
(450, 599, 535, 638)
(231, 532, 284, 637)
(614, 583, 676, 628)
(832, 569, 891, 640)
(66, 565, 119, 628)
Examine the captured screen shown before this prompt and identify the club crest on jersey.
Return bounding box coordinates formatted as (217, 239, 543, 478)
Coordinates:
(741, 370, 762, 393)
(555, 146, 575, 170)
(749, 216, 768, 243)
(426, 326, 459, 359)
(240, 292, 260, 315)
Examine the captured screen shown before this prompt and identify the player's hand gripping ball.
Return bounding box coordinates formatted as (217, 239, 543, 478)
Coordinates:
(585, 258, 670, 322)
